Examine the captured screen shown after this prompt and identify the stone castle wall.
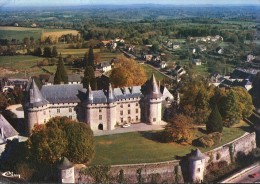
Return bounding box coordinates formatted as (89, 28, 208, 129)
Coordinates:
(205, 132, 256, 167)
(73, 132, 256, 183)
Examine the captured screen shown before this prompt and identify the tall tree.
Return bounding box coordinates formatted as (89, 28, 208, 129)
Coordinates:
(87, 46, 95, 68)
(206, 104, 223, 133)
(51, 46, 58, 58)
(82, 65, 96, 89)
(54, 54, 68, 84)
(43, 46, 52, 58)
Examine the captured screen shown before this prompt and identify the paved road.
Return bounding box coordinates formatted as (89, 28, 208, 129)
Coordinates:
(94, 122, 167, 136)
(224, 164, 260, 183)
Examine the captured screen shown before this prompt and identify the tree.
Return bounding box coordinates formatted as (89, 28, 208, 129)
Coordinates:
(233, 87, 254, 119)
(54, 54, 68, 84)
(51, 46, 58, 58)
(82, 65, 96, 89)
(33, 47, 42, 56)
(206, 104, 223, 133)
(27, 126, 68, 164)
(163, 114, 193, 144)
(219, 90, 241, 127)
(63, 122, 95, 163)
(43, 46, 52, 58)
(27, 117, 95, 164)
(87, 46, 95, 68)
(110, 56, 147, 87)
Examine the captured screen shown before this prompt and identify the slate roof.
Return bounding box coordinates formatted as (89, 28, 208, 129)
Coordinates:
(57, 157, 73, 170)
(41, 84, 83, 103)
(82, 85, 142, 104)
(189, 149, 206, 161)
(26, 79, 49, 108)
(0, 114, 18, 139)
(48, 74, 82, 84)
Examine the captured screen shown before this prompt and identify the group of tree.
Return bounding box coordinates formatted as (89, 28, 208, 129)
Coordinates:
(0, 117, 95, 182)
(110, 56, 147, 87)
(33, 46, 58, 58)
(164, 75, 254, 144)
(0, 87, 23, 112)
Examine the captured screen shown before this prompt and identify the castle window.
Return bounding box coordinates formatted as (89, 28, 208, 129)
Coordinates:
(120, 111, 123, 115)
(136, 103, 138, 106)
(153, 118, 156, 122)
(99, 115, 102, 120)
(128, 104, 130, 107)
(69, 108, 72, 112)
(136, 116, 138, 121)
(57, 109, 60, 113)
(120, 104, 123, 108)
(136, 109, 138, 113)
(99, 109, 102, 113)
(44, 119, 46, 123)
(121, 118, 123, 123)
(128, 110, 131, 114)
(197, 168, 200, 172)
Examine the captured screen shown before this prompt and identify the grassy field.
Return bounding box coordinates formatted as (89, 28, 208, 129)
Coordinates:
(142, 64, 166, 81)
(92, 124, 249, 165)
(0, 26, 78, 41)
(0, 55, 57, 77)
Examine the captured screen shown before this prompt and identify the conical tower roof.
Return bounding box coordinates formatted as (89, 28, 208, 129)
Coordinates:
(87, 84, 93, 103)
(26, 78, 48, 108)
(57, 157, 73, 170)
(106, 83, 115, 103)
(148, 74, 162, 99)
(189, 149, 206, 161)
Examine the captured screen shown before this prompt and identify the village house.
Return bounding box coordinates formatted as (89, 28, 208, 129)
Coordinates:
(193, 59, 202, 66)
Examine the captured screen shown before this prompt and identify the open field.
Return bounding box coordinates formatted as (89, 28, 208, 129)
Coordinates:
(92, 124, 249, 165)
(41, 30, 80, 42)
(0, 26, 79, 41)
(142, 64, 166, 81)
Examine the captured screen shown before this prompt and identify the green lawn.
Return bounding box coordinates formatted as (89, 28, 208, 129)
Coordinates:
(92, 125, 249, 165)
(142, 64, 166, 81)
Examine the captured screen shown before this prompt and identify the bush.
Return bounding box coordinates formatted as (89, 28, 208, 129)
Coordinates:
(197, 132, 222, 147)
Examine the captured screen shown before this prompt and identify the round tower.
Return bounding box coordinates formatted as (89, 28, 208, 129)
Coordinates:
(24, 78, 49, 135)
(57, 157, 75, 183)
(107, 83, 117, 130)
(146, 74, 163, 125)
(85, 84, 94, 130)
(188, 149, 206, 183)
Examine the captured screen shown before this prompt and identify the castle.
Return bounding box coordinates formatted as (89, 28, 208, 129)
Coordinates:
(23, 74, 171, 135)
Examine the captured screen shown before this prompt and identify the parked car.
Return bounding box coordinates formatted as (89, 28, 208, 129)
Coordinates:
(122, 123, 131, 128)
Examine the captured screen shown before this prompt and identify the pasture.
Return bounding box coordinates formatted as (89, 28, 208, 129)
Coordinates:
(0, 26, 79, 41)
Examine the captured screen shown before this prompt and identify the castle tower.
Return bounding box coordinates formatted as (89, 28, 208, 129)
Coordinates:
(57, 157, 75, 183)
(189, 149, 206, 183)
(24, 78, 49, 135)
(85, 84, 93, 129)
(146, 74, 163, 125)
(106, 83, 117, 130)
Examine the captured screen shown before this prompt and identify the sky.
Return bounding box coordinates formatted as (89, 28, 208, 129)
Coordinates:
(2, 0, 260, 7)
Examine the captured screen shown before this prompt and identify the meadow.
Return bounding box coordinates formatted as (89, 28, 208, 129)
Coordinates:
(0, 26, 78, 41)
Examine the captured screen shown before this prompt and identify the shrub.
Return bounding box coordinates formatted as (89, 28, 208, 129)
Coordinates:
(197, 132, 222, 147)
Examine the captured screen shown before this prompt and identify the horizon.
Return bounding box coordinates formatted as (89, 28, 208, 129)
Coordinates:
(2, 0, 260, 7)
